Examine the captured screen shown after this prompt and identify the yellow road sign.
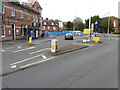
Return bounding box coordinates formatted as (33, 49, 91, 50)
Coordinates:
(92, 37, 100, 42)
(83, 29, 91, 34)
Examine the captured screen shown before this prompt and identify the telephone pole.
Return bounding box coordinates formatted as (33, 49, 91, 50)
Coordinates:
(107, 12, 110, 39)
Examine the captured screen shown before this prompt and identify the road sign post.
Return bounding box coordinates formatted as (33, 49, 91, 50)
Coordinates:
(90, 23, 94, 42)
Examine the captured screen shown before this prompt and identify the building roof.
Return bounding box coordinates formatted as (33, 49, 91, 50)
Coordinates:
(25, 0, 42, 9)
(11, 2, 41, 14)
(25, 0, 36, 7)
(102, 16, 120, 20)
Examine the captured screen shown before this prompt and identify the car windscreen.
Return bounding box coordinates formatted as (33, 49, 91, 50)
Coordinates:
(66, 33, 72, 35)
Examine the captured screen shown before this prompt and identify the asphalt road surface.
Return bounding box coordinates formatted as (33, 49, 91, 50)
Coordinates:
(2, 38, 119, 88)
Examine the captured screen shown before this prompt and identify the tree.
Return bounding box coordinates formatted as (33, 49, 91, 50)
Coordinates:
(73, 17, 84, 31)
(66, 21, 73, 31)
(100, 19, 114, 33)
(85, 15, 114, 33)
(85, 15, 101, 29)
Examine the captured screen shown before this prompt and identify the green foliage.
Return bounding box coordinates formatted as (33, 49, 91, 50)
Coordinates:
(85, 15, 115, 33)
(73, 17, 85, 31)
(66, 21, 73, 31)
(85, 15, 101, 29)
(75, 22, 85, 32)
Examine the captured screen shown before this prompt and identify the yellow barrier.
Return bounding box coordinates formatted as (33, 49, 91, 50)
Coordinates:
(92, 37, 100, 42)
(83, 29, 91, 34)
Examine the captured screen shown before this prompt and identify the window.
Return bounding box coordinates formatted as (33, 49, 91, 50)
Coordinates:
(11, 6, 15, 16)
(21, 25, 24, 36)
(21, 10, 23, 18)
(2, 2, 4, 14)
(43, 26, 45, 30)
(48, 26, 50, 29)
(52, 23, 54, 25)
(1, 24, 5, 37)
(114, 21, 116, 27)
(53, 27, 56, 30)
(36, 14, 38, 22)
(28, 12, 30, 20)
(39, 16, 41, 22)
(44, 22, 46, 25)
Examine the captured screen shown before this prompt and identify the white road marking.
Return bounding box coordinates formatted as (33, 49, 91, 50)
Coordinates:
(41, 54, 47, 59)
(5, 47, 14, 49)
(13, 47, 35, 53)
(10, 54, 42, 66)
(18, 46, 21, 49)
(2, 49, 5, 52)
(20, 57, 55, 69)
(29, 48, 51, 54)
(5, 46, 21, 50)
(11, 65, 17, 69)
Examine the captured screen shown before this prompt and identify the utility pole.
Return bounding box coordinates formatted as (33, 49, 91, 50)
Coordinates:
(107, 12, 110, 39)
(89, 0, 91, 29)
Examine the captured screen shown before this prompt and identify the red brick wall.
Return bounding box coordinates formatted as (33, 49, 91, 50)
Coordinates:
(2, 2, 40, 39)
(113, 20, 119, 32)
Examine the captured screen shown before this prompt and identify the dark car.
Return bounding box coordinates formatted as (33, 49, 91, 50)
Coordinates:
(65, 33, 73, 40)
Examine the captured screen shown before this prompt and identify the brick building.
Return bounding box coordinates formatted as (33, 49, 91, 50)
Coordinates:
(42, 18, 59, 31)
(101, 16, 120, 32)
(0, 0, 42, 41)
(63, 22, 67, 29)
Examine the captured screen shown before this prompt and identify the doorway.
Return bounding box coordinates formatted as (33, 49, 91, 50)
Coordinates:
(12, 24, 15, 39)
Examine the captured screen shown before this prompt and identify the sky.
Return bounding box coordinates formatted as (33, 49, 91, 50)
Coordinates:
(22, 0, 120, 23)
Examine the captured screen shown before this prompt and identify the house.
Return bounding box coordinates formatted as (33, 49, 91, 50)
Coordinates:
(101, 16, 120, 32)
(42, 18, 59, 31)
(63, 22, 67, 29)
(0, 0, 42, 41)
(54, 19, 63, 30)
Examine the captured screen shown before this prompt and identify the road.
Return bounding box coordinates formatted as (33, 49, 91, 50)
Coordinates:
(2, 37, 118, 88)
(2, 37, 75, 75)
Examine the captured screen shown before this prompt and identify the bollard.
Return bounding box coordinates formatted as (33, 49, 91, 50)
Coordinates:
(51, 39, 57, 53)
(29, 37, 32, 45)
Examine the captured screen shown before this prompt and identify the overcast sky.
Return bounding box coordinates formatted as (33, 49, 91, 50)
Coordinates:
(22, 0, 119, 23)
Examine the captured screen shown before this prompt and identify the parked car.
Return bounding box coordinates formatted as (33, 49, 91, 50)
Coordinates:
(65, 33, 73, 40)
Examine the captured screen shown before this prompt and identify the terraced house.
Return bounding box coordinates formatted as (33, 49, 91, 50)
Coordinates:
(0, 0, 42, 41)
(42, 18, 59, 31)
